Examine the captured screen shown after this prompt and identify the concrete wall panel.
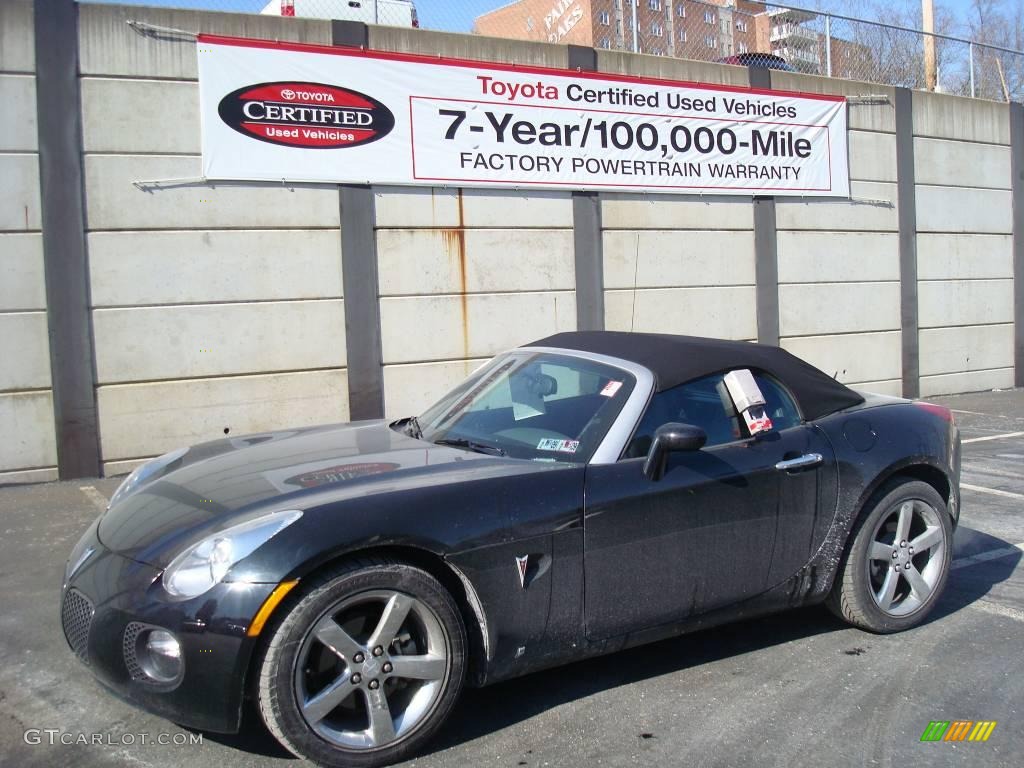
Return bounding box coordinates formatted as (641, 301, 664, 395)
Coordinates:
(776, 182, 897, 232)
(82, 78, 199, 154)
(779, 282, 901, 336)
(918, 279, 1014, 328)
(777, 232, 899, 284)
(84, 155, 341, 230)
(605, 287, 757, 339)
(0, 155, 41, 232)
(602, 195, 754, 230)
(93, 300, 346, 383)
(380, 292, 576, 364)
(0, 313, 51, 392)
(377, 229, 574, 296)
(0, 392, 57, 471)
(781, 331, 901, 386)
(912, 91, 1010, 144)
(919, 324, 1014, 376)
(915, 186, 1012, 234)
(79, 5, 331, 79)
(375, 187, 461, 229)
(603, 230, 755, 288)
(372, 25, 568, 68)
(914, 137, 1011, 189)
(917, 234, 1013, 280)
(0, 233, 46, 311)
(849, 130, 897, 183)
(598, 50, 750, 86)
(770, 72, 896, 134)
(920, 368, 1014, 397)
(459, 190, 573, 228)
(0, 75, 37, 151)
(0, 1, 34, 73)
(97, 370, 348, 461)
(89, 230, 343, 306)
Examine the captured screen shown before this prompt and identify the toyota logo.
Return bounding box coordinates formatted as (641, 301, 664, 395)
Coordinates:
(280, 88, 296, 100)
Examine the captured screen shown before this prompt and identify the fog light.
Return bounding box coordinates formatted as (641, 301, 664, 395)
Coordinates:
(139, 629, 182, 683)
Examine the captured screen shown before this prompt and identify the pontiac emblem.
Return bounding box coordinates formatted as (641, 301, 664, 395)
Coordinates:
(515, 555, 529, 589)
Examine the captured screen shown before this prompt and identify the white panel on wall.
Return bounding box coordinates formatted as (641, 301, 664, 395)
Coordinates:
(848, 130, 897, 183)
(776, 182, 898, 232)
(602, 194, 754, 230)
(603, 230, 755, 288)
(0, 233, 46, 311)
(915, 186, 1013, 234)
(779, 282, 901, 336)
(605, 286, 757, 339)
(380, 292, 576, 364)
(782, 331, 902, 386)
(81, 78, 199, 154)
(918, 279, 1013, 328)
(377, 229, 574, 296)
(97, 370, 348, 461)
(912, 91, 1010, 144)
(375, 187, 461, 228)
(0, 155, 41, 231)
(89, 230, 343, 306)
(0, 1, 35, 74)
(913, 137, 1011, 190)
(919, 324, 1014, 376)
(0, 75, 37, 151)
(84, 156, 341, 230)
(0, 391, 57, 471)
(917, 233, 1013, 280)
(0, 313, 51, 391)
(920, 368, 1014, 397)
(459, 189, 573, 228)
(93, 300, 346, 383)
(777, 232, 899, 284)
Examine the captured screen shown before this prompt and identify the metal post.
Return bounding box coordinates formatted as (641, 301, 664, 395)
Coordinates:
(969, 42, 976, 98)
(825, 15, 832, 78)
(632, 0, 639, 53)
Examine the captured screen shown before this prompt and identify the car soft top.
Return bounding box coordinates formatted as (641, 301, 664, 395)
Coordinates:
(526, 331, 864, 420)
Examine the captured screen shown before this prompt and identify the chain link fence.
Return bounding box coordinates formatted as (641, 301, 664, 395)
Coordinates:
(82, 0, 1024, 100)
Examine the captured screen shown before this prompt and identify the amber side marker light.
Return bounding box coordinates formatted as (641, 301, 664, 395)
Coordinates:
(247, 579, 300, 637)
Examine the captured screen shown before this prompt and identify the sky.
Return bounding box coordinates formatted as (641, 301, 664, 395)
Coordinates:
(82, 0, 1007, 39)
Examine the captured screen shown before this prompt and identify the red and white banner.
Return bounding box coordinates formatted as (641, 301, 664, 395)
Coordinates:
(198, 35, 849, 197)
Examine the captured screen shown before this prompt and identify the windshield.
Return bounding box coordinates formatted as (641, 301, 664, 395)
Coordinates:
(410, 352, 636, 463)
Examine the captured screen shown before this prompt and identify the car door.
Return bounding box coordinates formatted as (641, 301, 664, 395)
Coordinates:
(582, 371, 836, 641)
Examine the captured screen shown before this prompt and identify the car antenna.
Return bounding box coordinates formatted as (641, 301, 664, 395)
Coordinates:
(630, 232, 640, 332)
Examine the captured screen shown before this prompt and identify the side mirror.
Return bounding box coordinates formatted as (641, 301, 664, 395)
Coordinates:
(642, 422, 707, 481)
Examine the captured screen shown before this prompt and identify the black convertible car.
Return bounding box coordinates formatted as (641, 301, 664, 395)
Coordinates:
(62, 332, 960, 767)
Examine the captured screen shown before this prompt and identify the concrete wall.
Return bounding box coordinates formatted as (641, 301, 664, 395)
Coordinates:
(1, 2, 1020, 479)
(78, 5, 348, 474)
(0, 1, 58, 484)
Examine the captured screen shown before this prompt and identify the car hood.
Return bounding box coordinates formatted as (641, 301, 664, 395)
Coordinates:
(96, 420, 503, 565)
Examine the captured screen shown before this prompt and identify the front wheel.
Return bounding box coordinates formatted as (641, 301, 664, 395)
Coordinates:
(257, 558, 466, 768)
(827, 480, 952, 633)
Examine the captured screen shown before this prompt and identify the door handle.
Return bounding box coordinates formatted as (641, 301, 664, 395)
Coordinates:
(775, 453, 823, 473)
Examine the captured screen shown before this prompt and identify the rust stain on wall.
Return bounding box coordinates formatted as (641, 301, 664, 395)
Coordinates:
(440, 190, 469, 358)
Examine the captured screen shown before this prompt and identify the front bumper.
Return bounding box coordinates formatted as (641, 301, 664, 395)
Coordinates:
(61, 520, 277, 733)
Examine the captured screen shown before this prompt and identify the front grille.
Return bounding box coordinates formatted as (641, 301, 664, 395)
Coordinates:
(123, 622, 147, 681)
(61, 589, 94, 663)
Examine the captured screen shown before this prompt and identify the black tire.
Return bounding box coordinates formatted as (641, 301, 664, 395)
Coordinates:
(827, 480, 952, 633)
(257, 557, 466, 768)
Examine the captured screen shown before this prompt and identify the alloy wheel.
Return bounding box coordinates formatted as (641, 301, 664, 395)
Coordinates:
(866, 498, 947, 617)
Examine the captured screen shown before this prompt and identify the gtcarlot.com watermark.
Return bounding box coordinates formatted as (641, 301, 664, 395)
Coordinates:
(24, 729, 202, 747)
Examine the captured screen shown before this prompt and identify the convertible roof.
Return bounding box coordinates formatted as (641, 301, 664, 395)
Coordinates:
(527, 331, 864, 420)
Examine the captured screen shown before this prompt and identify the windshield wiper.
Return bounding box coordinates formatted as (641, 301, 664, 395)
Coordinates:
(433, 437, 506, 457)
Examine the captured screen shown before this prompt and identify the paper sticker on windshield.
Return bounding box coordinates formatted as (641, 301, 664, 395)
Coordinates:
(600, 380, 623, 397)
(537, 438, 580, 453)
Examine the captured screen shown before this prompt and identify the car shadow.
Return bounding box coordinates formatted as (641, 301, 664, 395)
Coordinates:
(195, 524, 1019, 761)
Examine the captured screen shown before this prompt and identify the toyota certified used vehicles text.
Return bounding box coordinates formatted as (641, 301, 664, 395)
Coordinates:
(62, 332, 960, 767)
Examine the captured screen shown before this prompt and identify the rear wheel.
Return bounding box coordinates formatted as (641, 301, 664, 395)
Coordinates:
(257, 558, 466, 767)
(827, 480, 952, 633)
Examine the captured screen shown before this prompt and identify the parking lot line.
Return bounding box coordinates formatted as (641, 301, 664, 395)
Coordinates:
(78, 485, 109, 513)
(969, 599, 1024, 623)
(951, 542, 1024, 571)
(961, 483, 1024, 500)
(962, 431, 1024, 444)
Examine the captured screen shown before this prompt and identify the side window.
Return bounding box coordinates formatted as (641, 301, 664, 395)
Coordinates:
(753, 374, 801, 431)
(623, 371, 803, 458)
(625, 373, 741, 457)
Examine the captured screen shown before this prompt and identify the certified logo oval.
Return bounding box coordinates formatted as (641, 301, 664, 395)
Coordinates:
(218, 81, 395, 149)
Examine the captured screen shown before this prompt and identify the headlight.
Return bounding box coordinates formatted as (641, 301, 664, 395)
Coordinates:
(162, 510, 302, 599)
(108, 447, 189, 509)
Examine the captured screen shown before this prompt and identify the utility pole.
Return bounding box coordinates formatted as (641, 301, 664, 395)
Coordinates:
(923, 0, 937, 90)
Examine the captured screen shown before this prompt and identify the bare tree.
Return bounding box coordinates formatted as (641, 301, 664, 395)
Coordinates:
(965, 0, 1024, 100)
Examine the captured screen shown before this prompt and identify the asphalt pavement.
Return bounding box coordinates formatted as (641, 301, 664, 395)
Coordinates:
(1, 389, 1022, 768)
